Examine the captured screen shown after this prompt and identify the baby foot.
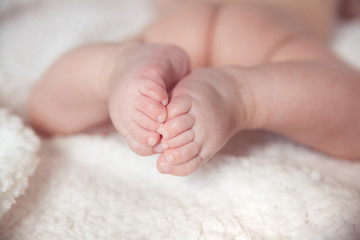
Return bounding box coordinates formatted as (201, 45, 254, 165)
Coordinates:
(108, 43, 190, 156)
(157, 68, 247, 176)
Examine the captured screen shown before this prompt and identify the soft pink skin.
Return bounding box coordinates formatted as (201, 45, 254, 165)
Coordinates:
(29, 0, 360, 177)
(156, 69, 245, 176)
(108, 44, 190, 156)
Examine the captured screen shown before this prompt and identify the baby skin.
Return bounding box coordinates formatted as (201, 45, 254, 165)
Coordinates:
(156, 68, 248, 175)
(29, 1, 360, 176)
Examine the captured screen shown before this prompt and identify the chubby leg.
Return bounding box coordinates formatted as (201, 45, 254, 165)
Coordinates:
(156, 5, 360, 176)
(144, 1, 338, 68)
(29, 0, 342, 163)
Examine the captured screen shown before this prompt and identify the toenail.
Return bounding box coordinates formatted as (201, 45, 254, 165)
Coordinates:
(154, 143, 164, 153)
(166, 154, 174, 163)
(162, 142, 169, 150)
(157, 113, 166, 123)
(147, 137, 156, 146)
(162, 130, 169, 139)
(161, 99, 168, 106)
(157, 125, 164, 134)
(160, 162, 171, 173)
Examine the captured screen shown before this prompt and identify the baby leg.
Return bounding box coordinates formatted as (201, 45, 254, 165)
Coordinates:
(144, 1, 338, 68)
(155, 2, 360, 175)
(147, 1, 340, 175)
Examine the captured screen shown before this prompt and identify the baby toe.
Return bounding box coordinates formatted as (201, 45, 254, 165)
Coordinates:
(139, 80, 168, 105)
(164, 141, 200, 164)
(157, 154, 204, 176)
(159, 114, 195, 139)
(133, 111, 160, 132)
(135, 95, 167, 123)
(125, 134, 156, 156)
(161, 129, 195, 150)
(167, 95, 192, 119)
(128, 122, 161, 147)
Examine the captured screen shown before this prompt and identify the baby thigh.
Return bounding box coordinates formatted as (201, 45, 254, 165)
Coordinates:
(209, 2, 311, 67)
(143, 2, 216, 68)
(143, 2, 308, 68)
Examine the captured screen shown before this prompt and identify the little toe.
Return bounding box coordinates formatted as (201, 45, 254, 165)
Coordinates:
(133, 111, 160, 132)
(125, 134, 156, 156)
(135, 95, 167, 123)
(139, 80, 168, 106)
(163, 141, 200, 164)
(158, 114, 195, 139)
(128, 122, 161, 147)
(161, 129, 195, 150)
(167, 95, 192, 120)
(157, 154, 204, 176)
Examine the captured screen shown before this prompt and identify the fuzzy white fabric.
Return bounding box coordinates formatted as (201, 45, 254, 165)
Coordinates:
(0, 0, 360, 239)
(0, 110, 40, 217)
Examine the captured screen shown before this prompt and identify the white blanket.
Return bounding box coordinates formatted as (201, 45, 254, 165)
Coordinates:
(0, 0, 359, 239)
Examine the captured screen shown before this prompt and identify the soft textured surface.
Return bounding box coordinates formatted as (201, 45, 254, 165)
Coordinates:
(0, 110, 40, 218)
(0, 0, 359, 239)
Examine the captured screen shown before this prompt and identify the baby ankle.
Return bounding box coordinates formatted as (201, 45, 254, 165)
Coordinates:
(219, 66, 260, 130)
